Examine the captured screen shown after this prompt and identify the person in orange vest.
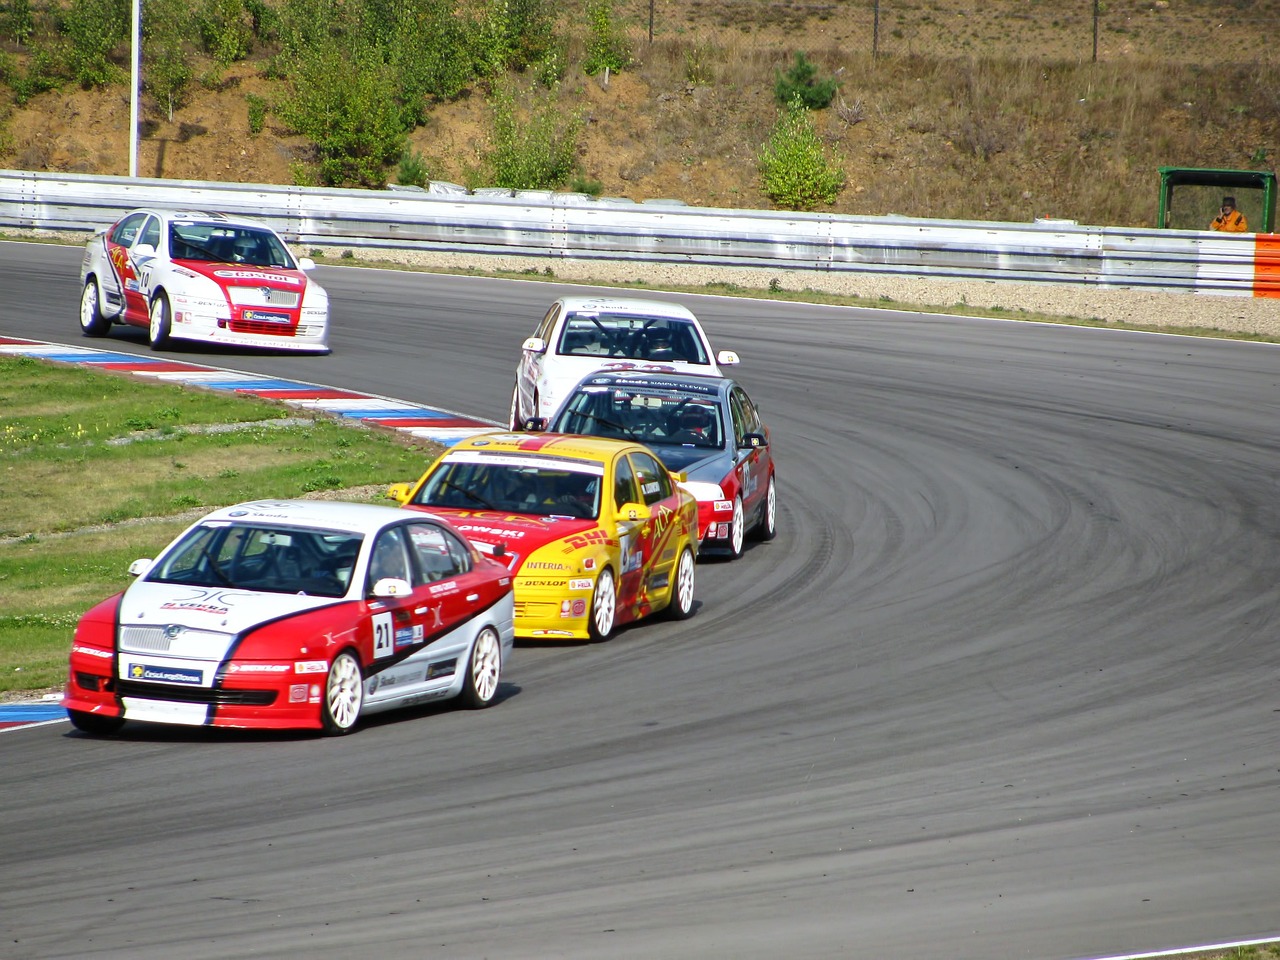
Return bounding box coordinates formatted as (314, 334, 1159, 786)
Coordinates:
(1210, 196, 1249, 232)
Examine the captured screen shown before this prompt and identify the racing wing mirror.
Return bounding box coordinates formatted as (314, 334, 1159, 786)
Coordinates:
(127, 558, 154, 577)
(521, 336, 547, 354)
(620, 502, 652, 523)
(298, 257, 316, 271)
(522, 416, 548, 432)
(385, 482, 412, 503)
(740, 432, 768, 449)
(716, 349, 741, 365)
(372, 577, 412, 598)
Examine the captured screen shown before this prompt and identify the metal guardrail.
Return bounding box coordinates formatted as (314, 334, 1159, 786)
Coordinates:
(0, 169, 1265, 297)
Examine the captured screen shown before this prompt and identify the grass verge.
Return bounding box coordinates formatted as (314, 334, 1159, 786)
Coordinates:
(0, 354, 439, 697)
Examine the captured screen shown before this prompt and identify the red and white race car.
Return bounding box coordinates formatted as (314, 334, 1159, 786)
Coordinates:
(63, 500, 513, 736)
(79, 208, 329, 352)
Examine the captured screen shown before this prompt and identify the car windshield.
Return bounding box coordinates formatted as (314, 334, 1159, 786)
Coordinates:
(168, 222, 295, 269)
(413, 458, 602, 519)
(553, 386, 724, 449)
(147, 522, 362, 597)
(555, 312, 710, 364)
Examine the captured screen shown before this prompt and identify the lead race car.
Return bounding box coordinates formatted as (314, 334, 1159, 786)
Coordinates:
(79, 208, 329, 352)
(389, 433, 700, 641)
(63, 500, 513, 736)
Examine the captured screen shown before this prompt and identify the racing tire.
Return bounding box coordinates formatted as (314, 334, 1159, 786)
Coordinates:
(321, 650, 363, 735)
(587, 568, 617, 642)
(460, 627, 502, 709)
(67, 709, 125, 735)
(665, 546, 696, 620)
(79, 279, 111, 337)
(749, 475, 778, 542)
(727, 496, 746, 559)
(148, 292, 172, 351)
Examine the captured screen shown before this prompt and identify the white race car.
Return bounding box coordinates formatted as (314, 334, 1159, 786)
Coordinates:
(79, 208, 329, 352)
(510, 296, 740, 428)
(63, 499, 514, 736)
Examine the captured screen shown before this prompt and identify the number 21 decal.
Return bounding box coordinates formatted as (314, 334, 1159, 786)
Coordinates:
(372, 612, 394, 659)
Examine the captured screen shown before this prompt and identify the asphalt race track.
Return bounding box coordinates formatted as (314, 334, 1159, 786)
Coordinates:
(2, 242, 1278, 960)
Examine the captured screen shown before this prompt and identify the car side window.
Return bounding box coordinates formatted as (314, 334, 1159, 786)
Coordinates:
(728, 391, 749, 447)
(534, 303, 559, 343)
(614, 454, 638, 509)
(733, 387, 762, 433)
(630, 451, 672, 507)
(109, 213, 148, 247)
(407, 523, 471, 584)
(139, 216, 161, 249)
(368, 527, 411, 589)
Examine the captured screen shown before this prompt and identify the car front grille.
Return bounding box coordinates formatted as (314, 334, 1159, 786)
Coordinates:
(117, 680, 276, 706)
(229, 317, 300, 336)
(514, 601, 560, 619)
(228, 287, 301, 308)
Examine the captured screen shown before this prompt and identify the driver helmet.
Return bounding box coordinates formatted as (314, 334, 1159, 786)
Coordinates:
(679, 405, 713, 433)
(645, 329, 674, 359)
(232, 235, 260, 263)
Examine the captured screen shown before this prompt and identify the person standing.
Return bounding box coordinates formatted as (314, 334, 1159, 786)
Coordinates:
(1210, 196, 1249, 232)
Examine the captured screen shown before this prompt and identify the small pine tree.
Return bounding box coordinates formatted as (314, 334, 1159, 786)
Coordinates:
(759, 96, 845, 211)
(773, 52, 838, 110)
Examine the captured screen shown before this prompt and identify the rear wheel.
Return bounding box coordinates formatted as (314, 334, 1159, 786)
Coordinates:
(460, 627, 502, 708)
(68, 709, 125, 735)
(588, 568, 617, 642)
(665, 547, 696, 620)
(79, 279, 111, 337)
(727, 496, 745, 559)
(321, 650, 363, 735)
(148, 292, 172, 350)
(749, 475, 777, 542)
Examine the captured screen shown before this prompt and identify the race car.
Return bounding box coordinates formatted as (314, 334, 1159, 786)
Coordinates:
(79, 208, 329, 352)
(509, 295, 740, 429)
(63, 500, 513, 736)
(388, 433, 699, 641)
(536, 371, 777, 559)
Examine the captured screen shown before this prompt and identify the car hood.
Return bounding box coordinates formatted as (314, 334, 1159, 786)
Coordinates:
(646, 443, 731, 479)
(177, 260, 308, 292)
(409, 507, 599, 572)
(120, 580, 343, 636)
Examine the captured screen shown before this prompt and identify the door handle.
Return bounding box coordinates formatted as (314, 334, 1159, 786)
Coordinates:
(466, 593, 480, 602)
(415, 606, 429, 614)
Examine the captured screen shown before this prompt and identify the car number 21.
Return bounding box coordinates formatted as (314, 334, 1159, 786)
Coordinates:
(372, 612, 394, 659)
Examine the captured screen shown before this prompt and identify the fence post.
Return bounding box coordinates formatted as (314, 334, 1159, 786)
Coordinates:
(1092, 0, 1099, 62)
(873, 0, 880, 58)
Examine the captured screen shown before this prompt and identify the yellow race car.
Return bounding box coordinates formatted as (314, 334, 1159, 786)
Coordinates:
(388, 434, 699, 641)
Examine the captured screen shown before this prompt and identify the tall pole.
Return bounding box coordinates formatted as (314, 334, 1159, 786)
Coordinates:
(129, 0, 140, 177)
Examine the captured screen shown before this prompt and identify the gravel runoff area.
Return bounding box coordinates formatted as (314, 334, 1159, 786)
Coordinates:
(360, 248, 1280, 338)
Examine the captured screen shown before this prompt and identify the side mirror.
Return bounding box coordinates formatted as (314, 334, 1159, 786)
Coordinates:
(521, 336, 547, 354)
(298, 256, 316, 271)
(132, 243, 156, 260)
(386, 482, 412, 504)
(523, 417, 548, 432)
(716, 349, 741, 365)
(371, 577, 412, 598)
(740, 432, 768, 449)
(618, 502, 652, 523)
(127, 558, 153, 577)
(492, 542, 506, 558)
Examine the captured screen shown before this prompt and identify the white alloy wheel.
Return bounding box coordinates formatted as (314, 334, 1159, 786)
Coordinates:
(148, 293, 172, 350)
(461, 627, 502, 708)
(79, 280, 110, 336)
(588, 568, 617, 641)
(322, 651, 363, 735)
(750, 475, 777, 542)
(666, 547, 696, 620)
(728, 496, 745, 559)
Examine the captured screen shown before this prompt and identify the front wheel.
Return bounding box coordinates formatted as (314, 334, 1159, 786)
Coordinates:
(68, 709, 125, 735)
(727, 495, 745, 559)
(79, 279, 111, 337)
(588, 568, 617, 642)
(749, 475, 777, 542)
(665, 546, 696, 620)
(148, 292, 172, 350)
(460, 627, 502, 708)
(321, 650, 363, 735)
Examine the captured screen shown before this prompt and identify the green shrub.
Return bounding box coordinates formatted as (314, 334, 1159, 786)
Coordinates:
(2, 0, 35, 44)
(2, 44, 62, 104)
(389, 0, 472, 123)
(397, 146, 431, 187)
(64, 0, 130, 88)
(774, 51, 838, 110)
(245, 92, 267, 133)
(144, 0, 194, 122)
(482, 80, 582, 190)
(277, 41, 406, 187)
(582, 0, 630, 77)
(198, 0, 252, 65)
(758, 96, 845, 210)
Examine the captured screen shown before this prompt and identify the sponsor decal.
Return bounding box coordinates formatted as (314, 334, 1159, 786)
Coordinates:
(642, 481, 661, 496)
(499, 577, 511, 586)
(295, 660, 327, 674)
(289, 684, 309, 703)
(158, 587, 248, 616)
(395, 624, 425, 648)
(227, 663, 290, 673)
(559, 600, 572, 617)
(72, 644, 113, 659)
(569, 578, 593, 591)
(524, 579, 568, 588)
(213, 270, 301, 284)
(242, 310, 292, 324)
(129, 663, 202, 684)
(373, 612, 394, 658)
(428, 581, 459, 596)
(525, 561, 570, 571)
(571, 599, 586, 617)
(125, 279, 141, 292)
(459, 523, 526, 540)
(564, 529, 609, 551)
(599, 361, 677, 373)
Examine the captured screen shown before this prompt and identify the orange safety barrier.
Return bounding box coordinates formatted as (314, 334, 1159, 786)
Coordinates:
(1255, 234, 1280, 298)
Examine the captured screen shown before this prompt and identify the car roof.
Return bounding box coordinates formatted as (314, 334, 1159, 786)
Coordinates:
(199, 499, 413, 534)
(446, 432, 641, 464)
(571, 370, 734, 399)
(127, 208, 277, 232)
(555, 296, 700, 322)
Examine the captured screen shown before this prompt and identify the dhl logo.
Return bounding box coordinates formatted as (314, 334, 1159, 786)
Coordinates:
(563, 529, 610, 551)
